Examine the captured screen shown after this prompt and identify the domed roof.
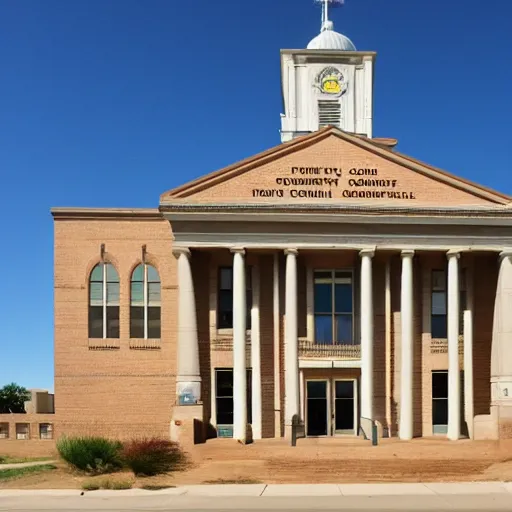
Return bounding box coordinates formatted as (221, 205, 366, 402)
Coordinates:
(307, 20, 356, 51)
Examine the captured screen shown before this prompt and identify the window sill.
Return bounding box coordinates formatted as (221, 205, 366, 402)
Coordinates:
(88, 339, 120, 350)
(129, 339, 161, 350)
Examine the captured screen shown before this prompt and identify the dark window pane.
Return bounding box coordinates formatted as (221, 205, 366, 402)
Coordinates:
(216, 398, 233, 425)
(335, 283, 352, 313)
(130, 306, 144, 338)
(314, 282, 332, 313)
(218, 290, 233, 328)
(335, 315, 353, 343)
(219, 268, 232, 290)
(432, 315, 447, 338)
(106, 306, 119, 338)
(335, 271, 352, 280)
(315, 271, 331, 280)
(432, 291, 446, 315)
(432, 270, 446, 291)
(89, 306, 103, 338)
(246, 289, 252, 329)
(216, 370, 233, 397)
(335, 381, 354, 399)
(315, 315, 333, 344)
(307, 381, 327, 399)
(148, 307, 161, 338)
(433, 399, 448, 425)
(432, 372, 448, 398)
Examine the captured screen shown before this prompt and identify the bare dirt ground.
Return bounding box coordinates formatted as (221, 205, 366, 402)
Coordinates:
(3, 437, 512, 489)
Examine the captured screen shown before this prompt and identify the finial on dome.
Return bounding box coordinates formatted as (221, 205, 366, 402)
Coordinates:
(314, 0, 345, 32)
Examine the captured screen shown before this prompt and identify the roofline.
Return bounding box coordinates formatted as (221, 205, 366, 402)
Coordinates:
(161, 126, 510, 205)
(280, 49, 377, 58)
(51, 207, 162, 220)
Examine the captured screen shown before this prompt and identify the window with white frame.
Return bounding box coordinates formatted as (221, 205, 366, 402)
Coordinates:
(39, 423, 53, 440)
(313, 270, 354, 345)
(130, 264, 161, 339)
(0, 423, 8, 439)
(16, 423, 29, 440)
(89, 263, 120, 339)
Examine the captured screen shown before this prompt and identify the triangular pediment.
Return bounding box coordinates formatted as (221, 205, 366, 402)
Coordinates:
(160, 127, 509, 208)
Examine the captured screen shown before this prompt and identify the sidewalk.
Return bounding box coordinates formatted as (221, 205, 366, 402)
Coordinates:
(0, 461, 57, 470)
(1, 481, 512, 497)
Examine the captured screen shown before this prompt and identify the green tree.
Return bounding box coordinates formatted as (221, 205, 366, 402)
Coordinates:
(0, 383, 31, 413)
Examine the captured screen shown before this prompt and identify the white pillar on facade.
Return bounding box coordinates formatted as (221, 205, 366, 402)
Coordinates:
(464, 308, 474, 439)
(284, 248, 300, 432)
(360, 249, 374, 422)
(174, 248, 201, 405)
(251, 265, 262, 440)
(231, 248, 247, 442)
(447, 251, 460, 441)
(299, 369, 305, 422)
(399, 250, 414, 440)
(491, 250, 512, 429)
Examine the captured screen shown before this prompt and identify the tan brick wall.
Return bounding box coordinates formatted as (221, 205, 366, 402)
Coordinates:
(52, 213, 497, 441)
(0, 414, 57, 457)
(165, 135, 497, 207)
(54, 217, 178, 440)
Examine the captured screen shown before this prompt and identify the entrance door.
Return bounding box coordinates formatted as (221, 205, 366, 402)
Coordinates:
(333, 380, 356, 435)
(306, 380, 328, 436)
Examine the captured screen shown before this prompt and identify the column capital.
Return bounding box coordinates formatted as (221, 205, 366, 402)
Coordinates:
(401, 250, 415, 259)
(284, 248, 299, 256)
(499, 249, 512, 260)
(173, 247, 191, 259)
(359, 249, 375, 258)
(447, 249, 461, 260)
(230, 247, 246, 255)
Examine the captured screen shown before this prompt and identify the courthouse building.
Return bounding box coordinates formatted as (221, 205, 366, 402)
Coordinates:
(47, 7, 512, 445)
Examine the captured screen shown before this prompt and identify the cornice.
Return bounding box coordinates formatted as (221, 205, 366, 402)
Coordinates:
(51, 207, 163, 221)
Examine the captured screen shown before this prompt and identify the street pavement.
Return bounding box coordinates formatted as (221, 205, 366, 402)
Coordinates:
(2, 484, 512, 511)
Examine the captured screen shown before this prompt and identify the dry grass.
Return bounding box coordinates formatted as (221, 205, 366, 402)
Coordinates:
(3, 438, 512, 489)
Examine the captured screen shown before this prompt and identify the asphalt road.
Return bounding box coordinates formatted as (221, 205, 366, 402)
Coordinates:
(2, 494, 512, 511)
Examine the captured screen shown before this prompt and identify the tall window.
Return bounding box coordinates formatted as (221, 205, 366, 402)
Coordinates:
(130, 264, 161, 339)
(431, 268, 467, 339)
(217, 267, 252, 329)
(215, 368, 252, 426)
(431, 270, 447, 338)
(89, 263, 120, 339)
(314, 270, 353, 345)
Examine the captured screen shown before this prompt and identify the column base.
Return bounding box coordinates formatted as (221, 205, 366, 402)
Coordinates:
(170, 404, 205, 446)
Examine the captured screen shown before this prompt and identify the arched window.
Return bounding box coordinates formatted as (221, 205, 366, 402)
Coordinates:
(89, 263, 120, 339)
(130, 264, 161, 339)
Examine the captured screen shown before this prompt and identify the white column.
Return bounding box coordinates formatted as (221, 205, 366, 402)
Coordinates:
(231, 248, 247, 442)
(174, 248, 201, 405)
(284, 248, 299, 432)
(299, 369, 305, 422)
(251, 265, 262, 440)
(399, 250, 414, 440)
(464, 309, 474, 439)
(447, 251, 460, 440)
(360, 249, 374, 422)
(273, 253, 282, 438)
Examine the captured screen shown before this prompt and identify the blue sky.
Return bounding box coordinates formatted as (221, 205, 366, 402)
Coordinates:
(1, 0, 511, 391)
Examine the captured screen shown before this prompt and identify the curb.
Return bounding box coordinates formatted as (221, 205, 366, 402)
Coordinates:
(1, 482, 512, 498)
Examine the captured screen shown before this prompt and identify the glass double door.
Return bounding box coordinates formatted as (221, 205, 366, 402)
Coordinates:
(306, 379, 357, 437)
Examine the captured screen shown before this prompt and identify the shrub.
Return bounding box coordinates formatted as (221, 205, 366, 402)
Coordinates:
(122, 438, 184, 476)
(82, 477, 133, 491)
(57, 436, 123, 474)
(81, 480, 100, 491)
